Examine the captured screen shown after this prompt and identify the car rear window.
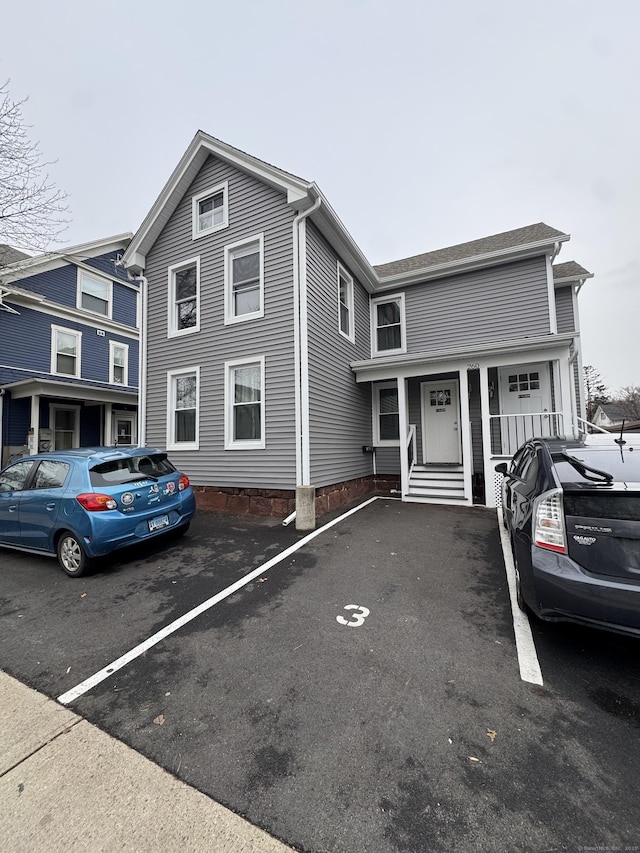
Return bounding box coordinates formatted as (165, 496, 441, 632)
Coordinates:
(89, 453, 176, 487)
(553, 449, 640, 484)
(563, 493, 640, 522)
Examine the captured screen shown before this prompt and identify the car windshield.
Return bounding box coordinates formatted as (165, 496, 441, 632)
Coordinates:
(553, 447, 640, 484)
(89, 453, 176, 487)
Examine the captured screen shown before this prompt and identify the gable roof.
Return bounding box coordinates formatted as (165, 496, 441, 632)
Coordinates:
(374, 223, 569, 285)
(123, 130, 381, 291)
(0, 245, 31, 267)
(0, 233, 132, 285)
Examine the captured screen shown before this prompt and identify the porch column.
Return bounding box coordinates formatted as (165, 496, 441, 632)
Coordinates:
(104, 403, 113, 446)
(29, 395, 40, 456)
(556, 361, 574, 439)
(459, 368, 473, 502)
(397, 375, 409, 498)
(479, 367, 496, 508)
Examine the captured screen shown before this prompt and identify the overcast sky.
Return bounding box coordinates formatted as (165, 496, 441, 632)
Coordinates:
(3, 0, 638, 392)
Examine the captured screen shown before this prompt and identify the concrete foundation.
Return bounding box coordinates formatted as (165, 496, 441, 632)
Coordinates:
(295, 484, 316, 531)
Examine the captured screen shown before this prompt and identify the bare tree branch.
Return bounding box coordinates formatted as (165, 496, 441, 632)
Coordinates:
(0, 80, 69, 256)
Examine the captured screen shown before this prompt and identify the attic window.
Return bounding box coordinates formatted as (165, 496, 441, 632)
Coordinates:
(79, 270, 112, 317)
(192, 181, 229, 238)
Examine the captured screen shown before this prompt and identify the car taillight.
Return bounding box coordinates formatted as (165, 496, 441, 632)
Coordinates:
(533, 488, 566, 553)
(178, 473, 190, 491)
(76, 493, 117, 512)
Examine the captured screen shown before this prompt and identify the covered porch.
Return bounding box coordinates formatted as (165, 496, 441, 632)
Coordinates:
(352, 334, 581, 508)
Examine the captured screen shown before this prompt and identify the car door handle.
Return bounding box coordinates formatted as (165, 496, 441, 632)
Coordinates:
(46, 503, 56, 511)
(9, 505, 18, 512)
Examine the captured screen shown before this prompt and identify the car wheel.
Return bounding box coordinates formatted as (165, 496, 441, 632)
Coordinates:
(57, 532, 91, 577)
(512, 551, 528, 613)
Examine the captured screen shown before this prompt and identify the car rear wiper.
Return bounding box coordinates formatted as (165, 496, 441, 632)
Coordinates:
(556, 452, 613, 483)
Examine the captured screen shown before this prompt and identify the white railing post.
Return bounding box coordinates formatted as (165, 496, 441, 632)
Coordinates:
(397, 376, 409, 498)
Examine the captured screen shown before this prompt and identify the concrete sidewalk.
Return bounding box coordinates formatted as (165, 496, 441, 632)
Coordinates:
(0, 672, 295, 853)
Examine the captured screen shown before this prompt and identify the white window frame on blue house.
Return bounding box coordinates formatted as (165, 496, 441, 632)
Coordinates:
(337, 262, 355, 342)
(166, 366, 200, 451)
(224, 356, 265, 450)
(371, 293, 406, 356)
(77, 268, 113, 318)
(192, 181, 229, 239)
(51, 325, 82, 379)
(167, 257, 201, 338)
(224, 235, 264, 325)
(109, 340, 129, 386)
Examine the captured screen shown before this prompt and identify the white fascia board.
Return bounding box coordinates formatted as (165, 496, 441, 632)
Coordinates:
(374, 235, 571, 290)
(553, 272, 594, 287)
(307, 186, 379, 291)
(350, 333, 576, 381)
(4, 377, 138, 404)
(123, 131, 313, 268)
(3, 295, 139, 340)
(0, 234, 132, 283)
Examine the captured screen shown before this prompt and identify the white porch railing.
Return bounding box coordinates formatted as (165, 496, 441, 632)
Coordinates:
(489, 411, 565, 456)
(407, 423, 416, 475)
(576, 416, 609, 436)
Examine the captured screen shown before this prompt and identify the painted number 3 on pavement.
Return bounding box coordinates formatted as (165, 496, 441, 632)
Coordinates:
(336, 605, 370, 627)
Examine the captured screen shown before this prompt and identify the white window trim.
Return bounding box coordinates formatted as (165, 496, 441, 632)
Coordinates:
(337, 262, 355, 343)
(371, 293, 407, 356)
(167, 257, 201, 338)
(192, 181, 229, 239)
(76, 268, 113, 319)
(373, 381, 401, 447)
(224, 356, 266, 450)
(109, 340, 129, 386)
(50, 325, 82, 379)
(166, 366, 200, 451)
(224, 234, 265, 325)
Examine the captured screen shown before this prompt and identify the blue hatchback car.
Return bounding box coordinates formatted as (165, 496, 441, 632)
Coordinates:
(0, 447, 196, 576)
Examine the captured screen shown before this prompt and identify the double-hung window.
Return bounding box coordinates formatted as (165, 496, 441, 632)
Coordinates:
(51, 325, 81, 378)
(371, 294, 406, 355)
(78, 270, 112, 317)
(225, 235, 264, 324)
(167, 367, 199, 450)
(225, 357, 265, 449)
(338, 263, 354, 342)
(109, 341, 129, 385)
(168, 258, 200, 337)
(192, 181, 228, 238)
(374, 383, 400, 445)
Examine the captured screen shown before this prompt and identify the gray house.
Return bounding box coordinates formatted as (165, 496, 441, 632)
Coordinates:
(122, 131, 592, 525)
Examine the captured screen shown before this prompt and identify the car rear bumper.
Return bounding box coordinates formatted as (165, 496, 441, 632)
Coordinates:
(531, 547, 640, 636)
(80, 489, 196, 557)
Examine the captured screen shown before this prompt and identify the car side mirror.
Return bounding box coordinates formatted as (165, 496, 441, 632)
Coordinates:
(494, 463, 509, 476)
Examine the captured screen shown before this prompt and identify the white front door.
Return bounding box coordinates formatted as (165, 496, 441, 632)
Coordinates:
(50, 405, 79, 450)
(421, 380, 461, 464)
(498, 363, 552, 453)
(113, 412, 137, 446)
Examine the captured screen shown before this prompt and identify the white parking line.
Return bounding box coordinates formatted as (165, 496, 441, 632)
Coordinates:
(496, 508, 544, 686)
(57, 496, 380, 706)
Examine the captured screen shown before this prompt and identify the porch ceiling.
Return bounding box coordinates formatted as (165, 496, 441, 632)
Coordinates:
(2, 378, 138, 406)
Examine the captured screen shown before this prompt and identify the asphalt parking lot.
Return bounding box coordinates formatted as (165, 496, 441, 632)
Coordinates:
(2, 497, 640, 852)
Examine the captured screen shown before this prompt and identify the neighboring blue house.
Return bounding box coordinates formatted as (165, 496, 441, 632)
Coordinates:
(0, 235, 139, 465)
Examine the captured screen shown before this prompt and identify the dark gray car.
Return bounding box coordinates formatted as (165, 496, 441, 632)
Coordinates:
(496, 434, 640, 637)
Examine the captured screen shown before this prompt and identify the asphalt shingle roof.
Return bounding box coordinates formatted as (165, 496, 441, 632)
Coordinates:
(373, 223, 567, 279)
(552, 260, 592, 280)
(0, 245, 31, 267)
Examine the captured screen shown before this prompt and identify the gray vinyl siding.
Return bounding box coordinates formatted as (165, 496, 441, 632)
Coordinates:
(387, 257, 551, 354)
(144, 155, 297, 489)
(305, 222, 373, 487)
(375, 446, 400, 475)
(555, 286, 575, 333)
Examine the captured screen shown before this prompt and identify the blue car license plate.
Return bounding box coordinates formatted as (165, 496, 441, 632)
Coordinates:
(149, 514, 169, 532)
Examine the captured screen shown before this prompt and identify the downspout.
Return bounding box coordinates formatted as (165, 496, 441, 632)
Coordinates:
(133, 273, 148, 447)
(292, 194, 322, 485)
(291, 194, 321, 530)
